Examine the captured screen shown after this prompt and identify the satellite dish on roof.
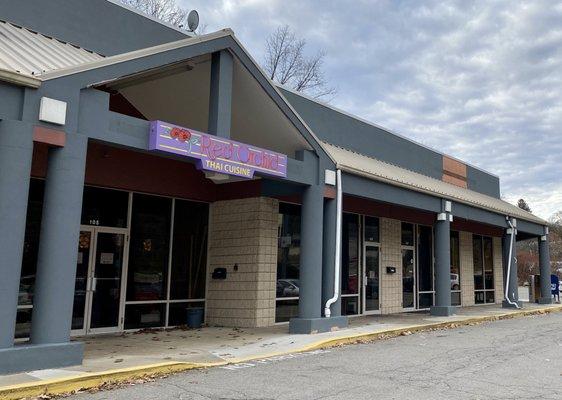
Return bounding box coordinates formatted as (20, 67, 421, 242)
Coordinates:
(187, 10, 199, 32)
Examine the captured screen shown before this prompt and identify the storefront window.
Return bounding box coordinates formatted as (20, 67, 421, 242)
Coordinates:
(401, 222, 414, 246)
(276, 203, 301, 322)
(364, 216, 379, 242)
(417, 225, 434, 309)
(450, 231, 461, 306)
(341, 213, 360, 315)
(473, 235, 494, 304)
(16, 178, 44, 339)
(127, 194, 172, 302)
(170, 200, 208, 300)
(81, 186, 129, 228)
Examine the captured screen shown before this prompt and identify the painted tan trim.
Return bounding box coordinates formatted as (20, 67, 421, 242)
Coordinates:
(0, 68, 41, 88)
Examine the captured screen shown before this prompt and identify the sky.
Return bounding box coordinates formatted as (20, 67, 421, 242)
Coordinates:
(179, 0, 562, 219)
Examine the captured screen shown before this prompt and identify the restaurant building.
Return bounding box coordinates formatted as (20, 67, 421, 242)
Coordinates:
(0, 0, 553, 374)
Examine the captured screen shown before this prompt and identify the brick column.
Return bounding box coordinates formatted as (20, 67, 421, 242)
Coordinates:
(380, 218, 402, 314)
(206, 197, 278, 327)
(460, 232, 475, 306)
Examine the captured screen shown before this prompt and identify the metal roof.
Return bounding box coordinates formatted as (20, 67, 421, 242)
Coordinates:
(323, 142, 547, 225)
(0, 20, 103, 77)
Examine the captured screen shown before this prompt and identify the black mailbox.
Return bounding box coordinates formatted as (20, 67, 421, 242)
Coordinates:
(212, 267, 227, 280)
(386, 266, 396, 274)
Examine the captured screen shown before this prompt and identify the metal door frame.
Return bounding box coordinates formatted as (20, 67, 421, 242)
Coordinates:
(361, 216, 381, 315)
(72, 225, 129, 336)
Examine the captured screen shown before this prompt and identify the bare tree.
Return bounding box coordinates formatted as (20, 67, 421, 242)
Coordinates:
(264, 25, 335, 100)
(121, 0, 189, 28)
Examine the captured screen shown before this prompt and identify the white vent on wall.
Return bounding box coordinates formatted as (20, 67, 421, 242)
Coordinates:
(39, 97, 67, 125)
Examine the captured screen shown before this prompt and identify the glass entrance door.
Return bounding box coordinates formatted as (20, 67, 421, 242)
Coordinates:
(363, 245, 380, 313)
(72, 227, 128, 335)
(89, 230, 126, 332)
(402, 249, 415, 309)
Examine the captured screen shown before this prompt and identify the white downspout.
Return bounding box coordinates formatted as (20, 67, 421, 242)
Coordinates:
(504, 217, 521, 309)
(325, 169, 342, 318)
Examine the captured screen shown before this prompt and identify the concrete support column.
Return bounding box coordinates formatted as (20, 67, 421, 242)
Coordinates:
(430, 200, 455, 317)
(30, 134, 88, 345)
(538, 229, 552, 304)
(290, 184, 347, 333)
(296, 184, 324, 320)
(322, 198, 341, 317)
(0, 120, 34, 349)
(208, 50, 233, 138)
(502, 221, 522, 308)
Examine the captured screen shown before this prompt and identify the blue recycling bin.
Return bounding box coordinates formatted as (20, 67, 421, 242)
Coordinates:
(186, 307, 204, 329)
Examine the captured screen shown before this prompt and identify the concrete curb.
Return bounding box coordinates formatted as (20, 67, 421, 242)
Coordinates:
(1, 305, 561, 400)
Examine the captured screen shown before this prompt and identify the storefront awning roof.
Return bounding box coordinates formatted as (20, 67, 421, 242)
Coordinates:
(323, 142, 547, 225)
(0, 19, 103, 78)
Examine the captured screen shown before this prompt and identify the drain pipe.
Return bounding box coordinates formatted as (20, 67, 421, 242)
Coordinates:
(324, 169, 342, 318)
(504, 217, 521, 309)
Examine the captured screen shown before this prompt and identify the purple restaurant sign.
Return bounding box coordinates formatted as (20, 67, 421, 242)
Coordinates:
(149, 121, 287, 179)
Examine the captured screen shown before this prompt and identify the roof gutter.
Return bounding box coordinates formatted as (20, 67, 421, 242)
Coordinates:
(0, 68, 41, 88)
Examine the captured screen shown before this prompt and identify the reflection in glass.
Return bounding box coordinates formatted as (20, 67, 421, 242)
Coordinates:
(81, 186, 129, 227)
(72, 231, 91, 330)
(341, 213, 359, 295)
(19, 178, 44, 307)
(277, 203, 301, 298)
(483, 237, 494, 290)
(168, 302, 205, 326)
(401, 223, 414, 246)
(275, 299, 299, 323)
(341, 296, 359, 316)
(125, 303, 166, 329)
(365, 246, 380, 311)
(473, 236, 484, 290)
(402, 249, 415, 308)
(417, 226, 433, 293)
(170, 200, 208, 300)
(364, 216, 379, 243)
(276, 203, 301, 321)
(90, 232, 125, 329)
(15, 308, 33, 339)
(127, 194, 171, 301)
(473, 235, 495, 304)
(450, 231, 461, 306)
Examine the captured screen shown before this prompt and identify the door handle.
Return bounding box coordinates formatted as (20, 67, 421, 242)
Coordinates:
(92, 277, 97, 292)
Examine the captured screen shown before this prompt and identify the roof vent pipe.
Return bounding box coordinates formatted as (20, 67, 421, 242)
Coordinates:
(504, 217, 521, 309)
(325, 169, 342, 318)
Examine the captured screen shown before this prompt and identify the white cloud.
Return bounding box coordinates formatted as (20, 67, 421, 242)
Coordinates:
(181, 0, 562, 219)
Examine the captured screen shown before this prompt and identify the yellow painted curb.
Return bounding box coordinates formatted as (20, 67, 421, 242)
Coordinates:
(1, 305, 561, 400)
(0, 361, 224, 400)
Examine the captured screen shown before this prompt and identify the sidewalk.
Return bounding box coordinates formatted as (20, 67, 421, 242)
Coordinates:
(1, 302, 561, 399)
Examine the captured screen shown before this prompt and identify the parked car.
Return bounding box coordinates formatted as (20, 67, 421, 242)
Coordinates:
(451, 274, 460, 290)
(276, 279, 299, 297)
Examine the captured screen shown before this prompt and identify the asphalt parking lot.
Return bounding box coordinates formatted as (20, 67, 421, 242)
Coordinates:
(69, 311, 562, 400)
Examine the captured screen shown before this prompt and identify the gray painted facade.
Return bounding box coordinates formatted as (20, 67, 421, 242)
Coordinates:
(0, 0, 188, 56)
(280, 88, 502, 199)
(0, 0, 552, 375)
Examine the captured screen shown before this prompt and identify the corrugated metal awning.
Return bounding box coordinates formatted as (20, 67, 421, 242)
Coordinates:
(323, 142, 546, 225)
(0, 20, 103, 77)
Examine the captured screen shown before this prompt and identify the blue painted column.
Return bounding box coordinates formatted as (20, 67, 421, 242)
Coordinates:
(0, 120, 34, 349)
(30, 134, 88, 346)
(430, 200, 455, 317)
(322, 197, 341, 317)
(502, 221, 522, 308)
(208, 50, 233, 138)
(538, 228, 552, 304)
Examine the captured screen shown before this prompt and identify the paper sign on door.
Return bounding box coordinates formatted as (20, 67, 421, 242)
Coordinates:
(100, 253, 114, 265)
